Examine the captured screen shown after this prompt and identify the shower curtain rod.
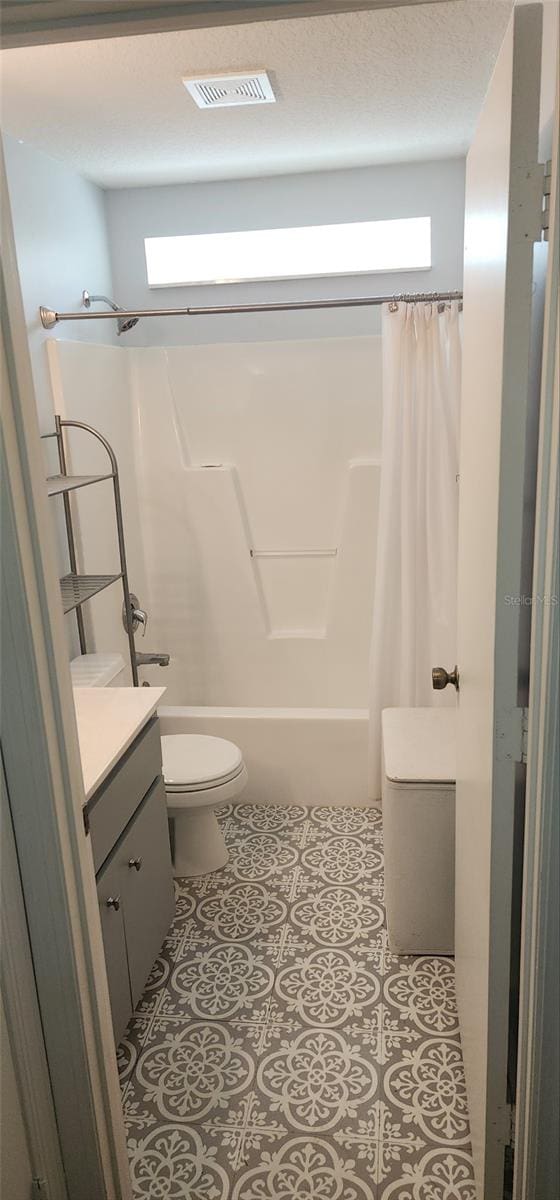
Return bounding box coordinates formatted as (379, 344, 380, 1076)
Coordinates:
(39, 290, 463, 329)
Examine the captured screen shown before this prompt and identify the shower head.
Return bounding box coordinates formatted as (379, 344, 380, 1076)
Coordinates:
(82, 290, 139, 335)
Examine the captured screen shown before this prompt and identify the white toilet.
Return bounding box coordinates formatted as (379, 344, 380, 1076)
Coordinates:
(70, 653, 248, 878)
(161, 733, 248, 877)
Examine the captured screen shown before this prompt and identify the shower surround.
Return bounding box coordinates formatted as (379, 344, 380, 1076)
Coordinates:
(49, 334, 382, 805)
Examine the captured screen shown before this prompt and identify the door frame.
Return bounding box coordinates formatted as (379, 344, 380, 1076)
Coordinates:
(0, 0, 454, 49)
(513, 68, 559, 1200)
(0, 4, 558, 1197)
(1, 153, 132, 1199)
(1, 756, 67, 1200)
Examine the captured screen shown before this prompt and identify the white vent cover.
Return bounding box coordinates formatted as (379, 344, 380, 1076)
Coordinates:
(183, 70, 275, 109)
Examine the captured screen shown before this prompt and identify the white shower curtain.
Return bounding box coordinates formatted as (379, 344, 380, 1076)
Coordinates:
(368, 300, 462, 800)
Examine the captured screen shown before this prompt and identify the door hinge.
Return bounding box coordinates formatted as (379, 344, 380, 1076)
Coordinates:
(509, 1102, 516, 1149)
(495, 707, 529, 764)
(83, 806, 90, 836)
(521, 707, 529, 764)
(32, 1180, 50, 1199)
(542, 159, 552, 241)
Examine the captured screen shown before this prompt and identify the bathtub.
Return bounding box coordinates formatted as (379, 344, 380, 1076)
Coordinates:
(158, 705, 372, 808)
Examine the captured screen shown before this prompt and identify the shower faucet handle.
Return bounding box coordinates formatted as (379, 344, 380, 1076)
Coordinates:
(123, 592, 148, 636)
(132, 606, 148, 636)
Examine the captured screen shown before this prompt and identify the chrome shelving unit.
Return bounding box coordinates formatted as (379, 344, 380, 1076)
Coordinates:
(43, 415, 139, 685)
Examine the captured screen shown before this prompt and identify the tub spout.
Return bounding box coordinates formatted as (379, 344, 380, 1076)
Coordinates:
(135, 652, 170, 667)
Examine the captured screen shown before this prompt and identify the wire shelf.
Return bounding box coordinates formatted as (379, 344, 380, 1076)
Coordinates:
(60, 573, 122, 614)
(46, 473, 113, 496)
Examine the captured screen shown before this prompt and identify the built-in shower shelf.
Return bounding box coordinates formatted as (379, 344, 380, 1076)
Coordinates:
(46, 472, 113, 496)
(60, 572, 123, 614)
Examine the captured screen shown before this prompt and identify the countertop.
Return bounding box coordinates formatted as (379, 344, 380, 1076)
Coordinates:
(73, 686, 166, 802)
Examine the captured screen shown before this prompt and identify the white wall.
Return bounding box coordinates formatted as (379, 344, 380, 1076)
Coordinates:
(2, 136, 119, 655)
(2, 134, 117, 435)
(106, 157, 465, 347)
(48, 335, 382, 705)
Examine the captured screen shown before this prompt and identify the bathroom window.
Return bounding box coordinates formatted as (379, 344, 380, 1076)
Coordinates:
(144, 216, 431, 287)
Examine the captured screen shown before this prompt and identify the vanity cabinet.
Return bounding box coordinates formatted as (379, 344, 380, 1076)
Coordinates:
(88, 716, 174, 1043)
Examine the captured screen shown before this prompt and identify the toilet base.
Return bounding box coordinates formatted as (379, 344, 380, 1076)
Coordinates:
(170, 806, 229, 877)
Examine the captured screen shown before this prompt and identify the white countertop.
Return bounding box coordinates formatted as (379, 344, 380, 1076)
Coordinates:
(73, 687, 166, 802)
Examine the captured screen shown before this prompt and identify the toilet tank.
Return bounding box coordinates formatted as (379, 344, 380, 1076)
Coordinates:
(70, 653, 127, 688)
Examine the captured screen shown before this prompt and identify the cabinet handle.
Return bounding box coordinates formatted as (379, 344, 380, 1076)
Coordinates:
(128, 857, 143, 872)
(106, 895, 121, 911)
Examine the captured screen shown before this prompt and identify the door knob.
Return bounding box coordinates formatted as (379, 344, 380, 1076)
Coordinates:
(432, 665, 459, 691)
(106, 895, 121, 911)
(128, 857, 143, 872)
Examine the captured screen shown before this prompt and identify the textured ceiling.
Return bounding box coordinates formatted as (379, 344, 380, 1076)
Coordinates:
(0, 1, 512, 187)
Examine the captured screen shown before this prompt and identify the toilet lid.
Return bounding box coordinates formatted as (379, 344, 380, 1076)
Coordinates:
(382, 707, 456, 783)
(161, 734, 244, 790)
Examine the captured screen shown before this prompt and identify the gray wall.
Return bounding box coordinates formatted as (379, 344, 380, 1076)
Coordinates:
(106, 157, 465, 346)
(2, 134, 117, 433)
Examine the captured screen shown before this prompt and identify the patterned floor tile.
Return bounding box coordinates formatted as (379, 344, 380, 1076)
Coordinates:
(119, 802, 475, 1199)
(347, 1000, 420, 1068)
(377, 1145, 477, 1199)
(256, 1025, 380, 1132)
(382, 955, 460, 1041)
(192, 878, 289, 944)
(230, 1133, 378, 1200)
(273, 944, 382, 1027)
(158, 941, 279, 1023)
(300, 835, 384, 887)
(221, 830, 300, 883)
(382, 1034, 471, 1144)
(127, 1123, 231, 1199)
(307, 804, 383, 842)
(232, 803, 309, 839)
(288, 882, 386, 950)
(121, 1019, 256, 1128)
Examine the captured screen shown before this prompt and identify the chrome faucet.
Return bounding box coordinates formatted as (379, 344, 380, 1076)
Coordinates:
(135, 652, 170, 667)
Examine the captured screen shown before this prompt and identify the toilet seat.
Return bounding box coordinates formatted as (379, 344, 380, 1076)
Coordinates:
(161, 734, 244, 792)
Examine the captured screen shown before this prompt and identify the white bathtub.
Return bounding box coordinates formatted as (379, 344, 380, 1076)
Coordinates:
(158, 705, 372, 808)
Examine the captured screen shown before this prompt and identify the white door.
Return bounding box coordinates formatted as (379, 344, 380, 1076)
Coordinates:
(455, 5, 545, 1198)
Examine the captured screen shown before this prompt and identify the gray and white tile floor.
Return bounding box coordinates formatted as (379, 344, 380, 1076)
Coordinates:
(118, 803, 477, 1199)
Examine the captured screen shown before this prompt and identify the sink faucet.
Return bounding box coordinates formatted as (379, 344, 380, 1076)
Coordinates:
(135, 652, 170, 667)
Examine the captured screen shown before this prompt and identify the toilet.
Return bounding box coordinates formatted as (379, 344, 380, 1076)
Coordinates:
(382, 706, 456, 955)
(161, 733, 248, 877)
(70, 652, 248, 878)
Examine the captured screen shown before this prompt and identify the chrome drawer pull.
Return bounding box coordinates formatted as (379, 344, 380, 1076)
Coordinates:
(128, 857, 143, 872)
(106, 895, 121, 911)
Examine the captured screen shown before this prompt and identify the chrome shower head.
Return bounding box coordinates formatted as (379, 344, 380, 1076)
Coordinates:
(82, 290, 139, 335)
(117, 314, 140, 334)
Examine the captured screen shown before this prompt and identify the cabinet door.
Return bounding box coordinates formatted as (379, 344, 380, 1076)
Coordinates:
(97, 852, 132, 1044)
(121, 777, 175, 1009)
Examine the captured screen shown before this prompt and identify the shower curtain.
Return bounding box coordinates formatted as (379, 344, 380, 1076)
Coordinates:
(368, 299, 462, 800)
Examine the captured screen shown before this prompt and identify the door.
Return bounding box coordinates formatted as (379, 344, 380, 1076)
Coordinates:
(455, 5, 545, 1198)
(97, 851, 132, 1043)
(120, 777, 175, 1009)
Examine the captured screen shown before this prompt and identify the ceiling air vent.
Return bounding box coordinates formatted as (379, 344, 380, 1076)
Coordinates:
(182, 70, 276, 109)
